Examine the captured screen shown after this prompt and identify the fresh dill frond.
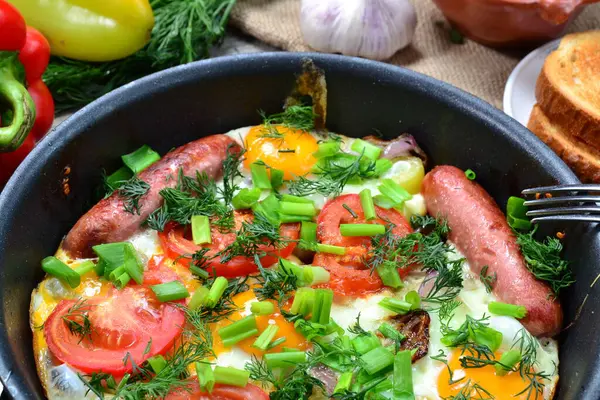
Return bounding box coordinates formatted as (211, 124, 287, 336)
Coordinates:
(182, 277, 249, 324)
(61, 299, 94, 344)
(287, 153, 376, 197)
(78, 372, 116, 399)
(479, 265, 497, 293)
(253, 257, 298, 302)
(118, 176, 151, 215)
(443, 379, 494, 400)
(216, 212, 285, 263)
(347, 313, 369, 336)
(145, 204, 170, 231)
(261, 104, 317, 132)
(516, 227, 574, 295)
(219, 145, 244, 205)
(431, 349, 464, 385)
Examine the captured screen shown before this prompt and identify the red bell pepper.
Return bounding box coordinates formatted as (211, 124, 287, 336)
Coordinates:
(0, 0, 54, 185)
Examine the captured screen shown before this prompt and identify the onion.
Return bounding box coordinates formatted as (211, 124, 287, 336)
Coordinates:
(418, 270, 438, 297)
(310, 364, 338, 396)
(364, 134, 428, 165)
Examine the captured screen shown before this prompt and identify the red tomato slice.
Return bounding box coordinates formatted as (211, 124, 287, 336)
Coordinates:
(44, 286, 184, 375)
(315, 194, 412, 296)
(143, 255, 181, 285)
(165, 382, 269, 400)
(158, 211, 299, 278)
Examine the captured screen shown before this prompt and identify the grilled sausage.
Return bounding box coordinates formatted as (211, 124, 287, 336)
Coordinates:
(421, 165, 562, 337)
(63, 135, 241, 258)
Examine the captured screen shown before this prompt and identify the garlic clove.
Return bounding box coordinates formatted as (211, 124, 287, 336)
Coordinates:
(300, 0, 417, 61)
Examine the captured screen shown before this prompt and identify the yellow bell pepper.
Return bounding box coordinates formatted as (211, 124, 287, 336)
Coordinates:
(7, 0, 154, 62)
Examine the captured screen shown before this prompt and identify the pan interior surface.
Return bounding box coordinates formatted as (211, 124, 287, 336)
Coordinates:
(0, 53, 597, 400)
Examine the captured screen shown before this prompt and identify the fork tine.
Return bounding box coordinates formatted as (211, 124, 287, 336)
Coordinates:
(522, 184, 600, 195)
(526, 206, 600, 217)
(531, 215, 600, 223)
(523, 196, 600, 207)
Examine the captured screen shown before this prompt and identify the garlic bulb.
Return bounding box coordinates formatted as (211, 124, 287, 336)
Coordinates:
(300, 0, 417, 61)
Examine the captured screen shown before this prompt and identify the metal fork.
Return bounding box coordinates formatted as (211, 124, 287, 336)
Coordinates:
(521, 184, 600, 223)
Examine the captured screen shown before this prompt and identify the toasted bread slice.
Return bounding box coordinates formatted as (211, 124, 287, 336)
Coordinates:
(536, 31, 600, 150)
(528, 105, 600, 183)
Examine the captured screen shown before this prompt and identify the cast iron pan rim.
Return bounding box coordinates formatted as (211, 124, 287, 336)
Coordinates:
(0, 51, 579, 397)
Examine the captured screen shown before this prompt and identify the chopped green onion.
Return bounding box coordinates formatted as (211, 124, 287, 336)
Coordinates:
(311, 289, 334, 325)
(300, 221, 317, 243)
(74, 261, 95, 276)
(360, 189, 376, 220)
(334, 371, 353, 394)
(379, 297, 412, 315)
(290, 287, 315, 316)
(378, 179, 412, 205)
(351, 334, 381, 355)
(190, 265, 209, 279)
(189, 286, 210, 310)
(374, 159, 393, 176)
(252, 194, 280, 226)
(94, 259, 106, 277)
(506, 196, 532, 231)
(191, 215, 212, 245)
(495, 350, 521, 376)
(267, 337, 287, 349)
(114, 272, 131, 289)
(376, 264, 403, 289)
(488, 301, 527, 319)
(108, 266, 126, 282)
(146, 355, 166, 374)
(405, 290, 421, 310)
(280, 194, 314, 203)
(196, 360, 215, 393)
(123, 245, 144, 284)
(279, 201, 317, 217)
(93, 242, 136, 279)
(373, 194, 396, 209)
(218, 315, 258, 339)
(303, 266, 330, 285)
(314, 141, 341, 159)
(253, 325, 280, 351)
(360, 347, 395, 375)
(464, 169, 476, 181)
(314, 243, 346, 255)
(41, 256, 80, 288)
(206, 276, 228, 308)
(393, 350, 415, 399)
(340, 223, 385, 237)
(279, 214, 313, 223)
(351, 139, 382, 160)
(105, 166, 133, 191)
(213, 366, 250, 387)
(270, 169, 284, 190)
(264, 351, 307, 368)
(121, 145, 160, 174)
(232, 188, 262, 209)
(151, 281, 190, 302)
(222, 329, 259, 347)
(378, 323, 405, 342)
(251, 301, 275, 315)
(251, 162, 272, 189)
(471, 325, 503, 352)
(282, 346, 301, 353)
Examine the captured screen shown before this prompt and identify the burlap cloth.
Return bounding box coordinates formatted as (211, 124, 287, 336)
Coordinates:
(230, 0, 600, 109)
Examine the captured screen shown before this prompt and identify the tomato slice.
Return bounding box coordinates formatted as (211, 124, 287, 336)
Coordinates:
(165, 382, 269, 400)
(315, 194, 412, 296)
(158, 211, 300, 278)
(44, 286, 185, 375)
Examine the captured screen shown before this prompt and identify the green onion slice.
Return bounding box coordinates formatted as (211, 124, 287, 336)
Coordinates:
(41, 256, 80, 288)
(150, 281, 190, 302)
(121, 145, 160, 174)
(191, 215, 212, 245)
(488, 301, 527, 319)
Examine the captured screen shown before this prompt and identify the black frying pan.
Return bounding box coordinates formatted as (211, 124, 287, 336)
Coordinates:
(0, 52, 598, 399)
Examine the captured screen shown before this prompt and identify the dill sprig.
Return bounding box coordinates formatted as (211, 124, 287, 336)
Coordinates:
(260, 104, 317, 134)
(253, 257, 298, 303)
(443, 379, 494, 400)
(146, 147, 241, 232)
(516, 227, 574, 295)
(479, 265, 496, 293)
(216, 212, 285, 263)
(181, 276, 248, 324)
(347, 313, 369, 336)
(367, 217, 463, 304)
(287, 153, 376, 197)
(118, 176, 151, 215)
(61, 299, 94, 344)
(44, 0, 237, 112)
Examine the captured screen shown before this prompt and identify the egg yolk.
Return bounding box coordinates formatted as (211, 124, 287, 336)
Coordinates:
(211, 290, 309, 357)
(437, 349, 534, 399)
(243, 125, 318, 180)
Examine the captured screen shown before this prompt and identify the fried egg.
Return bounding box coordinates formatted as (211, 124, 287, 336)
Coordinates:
(30, 125, 559, 400)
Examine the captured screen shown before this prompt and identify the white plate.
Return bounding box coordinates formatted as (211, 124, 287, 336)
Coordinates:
(503, 39, 561, 126)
